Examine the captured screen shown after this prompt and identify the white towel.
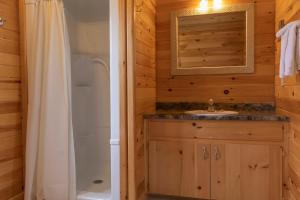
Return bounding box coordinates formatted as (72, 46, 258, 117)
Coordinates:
(276, 20, 300, 79)
(297, 25, 300, 70)
(276, 25, 289, 78)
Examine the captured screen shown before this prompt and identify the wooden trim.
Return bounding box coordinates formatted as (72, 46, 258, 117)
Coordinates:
(144, 119, 150, 193)
(18, 0, 27, 188)
(119, 0, 129, 199)
(126, 0, 136, 198)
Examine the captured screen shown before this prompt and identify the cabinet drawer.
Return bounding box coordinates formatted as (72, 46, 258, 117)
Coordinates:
(147, 120, 284, 142)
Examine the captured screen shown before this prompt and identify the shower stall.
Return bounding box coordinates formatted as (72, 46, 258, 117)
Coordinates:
(24, 0, 123, 199)
(63, 0, 112, 199)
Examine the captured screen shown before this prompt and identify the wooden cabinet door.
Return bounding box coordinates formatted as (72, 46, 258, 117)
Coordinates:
(148, 140, 195, 197)
(195, 143, 211, 199)
(211, 143, 282, 200)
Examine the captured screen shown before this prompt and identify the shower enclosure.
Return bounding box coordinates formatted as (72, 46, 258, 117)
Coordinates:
(63, 0, 112, 199)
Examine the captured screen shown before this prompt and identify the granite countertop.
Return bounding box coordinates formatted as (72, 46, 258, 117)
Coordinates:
(143, 103, 289, 122)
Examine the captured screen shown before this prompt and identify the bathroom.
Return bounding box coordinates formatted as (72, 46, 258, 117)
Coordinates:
(0, 0, 299, 200)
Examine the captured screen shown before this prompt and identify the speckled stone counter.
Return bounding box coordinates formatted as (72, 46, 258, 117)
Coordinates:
(156, 102, 276, 112)
(144, 103, 289, 121)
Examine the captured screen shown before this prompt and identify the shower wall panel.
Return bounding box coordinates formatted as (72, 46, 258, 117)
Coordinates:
(75, 22, 109, 59)
(66, 11, 109, 61)
(65, 1, 111, 196)
(71, 54, 110, 191)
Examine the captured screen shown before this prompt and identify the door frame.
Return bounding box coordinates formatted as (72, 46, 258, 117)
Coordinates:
(125, 0, 137, 199)
(19, 0, 130, 199)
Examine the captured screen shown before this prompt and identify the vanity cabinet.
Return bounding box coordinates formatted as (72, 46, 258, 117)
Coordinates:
(149, 140, 200, 197)
(210, 143, 282, 200)
(146, 120, 286, 200)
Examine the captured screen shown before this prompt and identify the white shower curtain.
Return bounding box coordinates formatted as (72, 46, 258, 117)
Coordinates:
(24, 0, 76, 199)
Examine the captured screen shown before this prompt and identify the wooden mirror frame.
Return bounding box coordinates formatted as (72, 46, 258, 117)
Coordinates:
(171, 3, 255, 75)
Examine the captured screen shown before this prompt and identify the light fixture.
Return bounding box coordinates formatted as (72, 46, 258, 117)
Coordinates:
(213, 0, 223, 10)
(198, 0, 209, 11)
(198, 0, 223, 11)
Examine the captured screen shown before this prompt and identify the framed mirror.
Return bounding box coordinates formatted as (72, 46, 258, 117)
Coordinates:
(171, 4, 254, 75)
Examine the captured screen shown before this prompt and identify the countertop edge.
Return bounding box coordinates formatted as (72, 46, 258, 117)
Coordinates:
(143, 113, 290, 122)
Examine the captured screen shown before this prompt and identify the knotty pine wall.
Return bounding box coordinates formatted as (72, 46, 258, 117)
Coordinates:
(0, 0, 23, 200)
(133, 0, 156, 199)
(275, 0, 300, 199)
(156, 0, 275, 103)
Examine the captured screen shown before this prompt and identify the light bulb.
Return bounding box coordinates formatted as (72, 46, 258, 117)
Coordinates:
(213, 0, 223, 10)
(198, 0, 209, 11)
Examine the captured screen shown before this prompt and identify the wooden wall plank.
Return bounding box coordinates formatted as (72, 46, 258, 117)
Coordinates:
(133, 0, 157, 199)
(0, 0, 23, 199)
(275, 0, 300, 199)
(156, 0, 275, 103)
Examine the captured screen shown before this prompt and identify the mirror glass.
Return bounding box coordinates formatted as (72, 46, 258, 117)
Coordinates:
(171, 4, 254, 75)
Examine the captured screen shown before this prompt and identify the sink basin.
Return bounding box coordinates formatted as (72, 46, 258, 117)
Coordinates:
(185, 110, 239, 116)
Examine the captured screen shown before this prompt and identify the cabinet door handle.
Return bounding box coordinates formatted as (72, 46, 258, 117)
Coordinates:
(202, 146, 209, 160)
(214, 147, 221, 160)
(0, 18, 5, 27)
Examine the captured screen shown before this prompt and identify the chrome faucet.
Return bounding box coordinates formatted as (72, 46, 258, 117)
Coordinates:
(208, 98, 215, 112)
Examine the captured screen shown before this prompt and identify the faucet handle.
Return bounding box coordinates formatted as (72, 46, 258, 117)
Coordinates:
(208, 98, 214, 106)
